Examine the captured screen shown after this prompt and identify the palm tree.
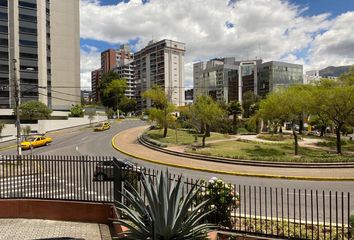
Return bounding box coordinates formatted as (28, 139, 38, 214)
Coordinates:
(116, 170, 214, 239)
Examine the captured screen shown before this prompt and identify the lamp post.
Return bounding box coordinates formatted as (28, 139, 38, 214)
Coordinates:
(12, 59, 21, 156)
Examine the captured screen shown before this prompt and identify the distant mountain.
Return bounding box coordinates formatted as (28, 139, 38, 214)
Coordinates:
(319, 65, 351, 78)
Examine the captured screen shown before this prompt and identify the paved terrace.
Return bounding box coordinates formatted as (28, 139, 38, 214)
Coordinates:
(0, 219, 111, 240)
(113, 126, 354, 180)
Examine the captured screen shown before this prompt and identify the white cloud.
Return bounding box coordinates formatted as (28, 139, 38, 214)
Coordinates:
(307, 12, 354, 70)
(79, 0, 353, 88)
(80, 45, 101, 89)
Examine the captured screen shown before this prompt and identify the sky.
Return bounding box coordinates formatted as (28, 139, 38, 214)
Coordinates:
(80, 0, 354, 89)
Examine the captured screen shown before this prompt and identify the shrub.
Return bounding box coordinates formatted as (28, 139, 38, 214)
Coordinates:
(69, 104, 84, 117)
(317, 140, 347, 147)
(142, 134, 168, 148)
(257, 134, 292, 141)
(198, 177, 240, 228)
(350, 213, 354, 237)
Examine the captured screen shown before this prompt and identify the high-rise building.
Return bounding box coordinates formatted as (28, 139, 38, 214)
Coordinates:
(101, 49, 116, 74)
(193, 58, 261, 104)
(134, 39, 185, 110)
(0, 0, 80, 110)
(91, 68, 101, 103)
(114, 44, 135, 99)
(258, 61, 303, 97)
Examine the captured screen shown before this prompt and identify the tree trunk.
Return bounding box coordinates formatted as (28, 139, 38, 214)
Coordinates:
(292, 122, 298, 155)
(233, 114, 237, 134)
(336, 123, 343, 154)
(163, 125, 168, 138)
(202, 134, 206, 147)
(320, 126, 326, 137)
(279, 125, 283, 133)
(299, 119, 303, 134)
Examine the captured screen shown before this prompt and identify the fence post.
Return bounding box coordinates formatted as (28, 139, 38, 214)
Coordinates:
(113, 157, 123, 206)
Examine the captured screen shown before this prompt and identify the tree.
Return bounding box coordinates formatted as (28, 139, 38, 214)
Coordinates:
(116, 170, 214, 239)
(242, 91, 259, 118)
(69, 104, 84, 117)
(99, 71, 127, 110)
(118, 96, 137, 114)
(259, 85, 313, 155)
(227, 100, 242, 134)
(191, 96, 225, 147)
(310, 81, 354, 154)
(106, 108, 115, 119)
(0, 121, 5, 138)
(19, 100, 52, 120)
(143, 86, 175, 137)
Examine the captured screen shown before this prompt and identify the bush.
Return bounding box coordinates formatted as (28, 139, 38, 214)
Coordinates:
(198, 177, 239, 228)
(69, 104, 84, 117)
(350, 213, 354, 237)
(317, 140, 347, 147)
(257, 134, 292, 141)
(142, 134, 168, 148)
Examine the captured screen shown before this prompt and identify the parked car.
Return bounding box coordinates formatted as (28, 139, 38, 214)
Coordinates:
(21, 136, 53, 150)
(93, 158, 144, 181)
(94, 122, 110, 131)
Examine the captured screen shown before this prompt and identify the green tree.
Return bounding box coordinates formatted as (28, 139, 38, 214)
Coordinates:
(103, 79, 127, 112)
(310, 81, 354, 154)
(118, 96, 137, 114)
(259, 85, 313, 155)
(242, 91, 259, 118)
(191, 96, 225, 147)
(227, 100, 242, 134)
(99, 71, 127, 110)
(69, 104, 84, 117)
(106, 108, 115, 119)
(143, 86, 175, 137)
(19, 100, 52, 120)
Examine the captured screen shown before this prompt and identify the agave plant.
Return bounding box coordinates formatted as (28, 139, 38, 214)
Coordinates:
(116, 170, 214, 239)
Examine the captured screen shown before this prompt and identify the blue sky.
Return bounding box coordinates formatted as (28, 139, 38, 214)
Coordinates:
(80, 0, 354, 88)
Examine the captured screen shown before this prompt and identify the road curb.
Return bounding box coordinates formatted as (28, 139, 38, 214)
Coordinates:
(111, 131, 354, 181)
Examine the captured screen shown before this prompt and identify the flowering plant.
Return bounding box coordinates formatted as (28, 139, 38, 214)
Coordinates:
(198, 177, 240, 228)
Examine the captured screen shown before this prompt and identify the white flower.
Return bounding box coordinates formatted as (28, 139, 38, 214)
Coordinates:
(208, 179, 214, 184)
(210, 177, 218, 181)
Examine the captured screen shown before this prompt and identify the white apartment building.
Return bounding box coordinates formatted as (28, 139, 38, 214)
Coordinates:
(115, 44, 135, 99)
(134, 39, 185, 110)
(0, 0, 80, 111)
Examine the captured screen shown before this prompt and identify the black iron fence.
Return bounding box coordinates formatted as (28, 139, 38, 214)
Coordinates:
(0, 155, 352, 239)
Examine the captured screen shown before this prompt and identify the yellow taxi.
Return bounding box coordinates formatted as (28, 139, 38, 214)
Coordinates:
(21, 136, 53, 150)
(94, 122, 110, 131)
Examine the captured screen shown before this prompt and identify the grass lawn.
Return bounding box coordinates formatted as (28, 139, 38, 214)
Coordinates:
(146, 128, 230, 146)
(186, 140, 354, 163)
(316, 137, 354, 152)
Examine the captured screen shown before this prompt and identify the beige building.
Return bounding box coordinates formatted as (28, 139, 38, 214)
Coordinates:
(0, 0, 80, 111)
(134, 39, 185, 110)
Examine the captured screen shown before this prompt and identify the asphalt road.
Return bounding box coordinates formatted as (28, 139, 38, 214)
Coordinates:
(1, 120, 353, 223)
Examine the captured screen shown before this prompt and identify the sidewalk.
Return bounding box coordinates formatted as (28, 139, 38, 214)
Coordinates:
(113, 126, 354, 180)
(0, 219, 110, 240)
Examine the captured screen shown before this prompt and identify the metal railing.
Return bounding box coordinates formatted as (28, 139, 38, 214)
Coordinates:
(0, 155, 352, 239)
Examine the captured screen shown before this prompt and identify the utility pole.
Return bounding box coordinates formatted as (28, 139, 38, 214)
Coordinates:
(13, 59, 21, 156)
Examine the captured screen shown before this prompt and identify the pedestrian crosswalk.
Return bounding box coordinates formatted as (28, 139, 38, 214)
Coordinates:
(0, 173, 113, 202)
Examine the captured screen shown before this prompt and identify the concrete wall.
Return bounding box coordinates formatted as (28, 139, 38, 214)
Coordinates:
(0, 116, 107, 142)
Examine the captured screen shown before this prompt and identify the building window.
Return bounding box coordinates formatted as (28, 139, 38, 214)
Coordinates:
(0, 0, 7, 7)
(0, 51, 7, 59)
(19, 1, 37, 9)
(19, 27, 37, 35)
(0, 12, 7, 20)
(20, 52, 38, 59)
(0, 64, 8, 72)
(0, 39, 8, 46)
(0, 25, 7, 33)
(19, 14, 37, 22)
(19, 40, 37, 47)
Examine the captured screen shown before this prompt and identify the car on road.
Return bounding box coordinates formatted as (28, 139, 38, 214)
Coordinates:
(21, 136, 53, 150)
(93, 158, 144, 181)
(94, 122, 110, 131)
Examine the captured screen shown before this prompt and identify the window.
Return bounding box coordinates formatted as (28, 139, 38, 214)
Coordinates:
(19, 40, 37, 47)
(20, 52, 38, 59)
(19, 1, 37, 9)
(0, 51, 7, 59)
(0, 25, 7, 33)
(19, 14, 37, 22)
(0, 12, 7, 20)
(0, 64, 8, 72)
(19, 27, 37, 35)
(0, 39, 7, 46)
(0, 0, 7, 7)
(20, 66, 37, 71)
